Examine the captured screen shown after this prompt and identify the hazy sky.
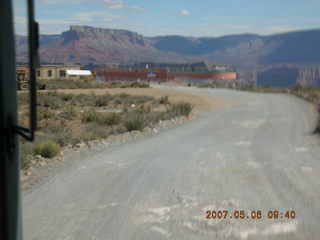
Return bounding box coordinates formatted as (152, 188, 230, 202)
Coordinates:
(13, 0, 320, 37)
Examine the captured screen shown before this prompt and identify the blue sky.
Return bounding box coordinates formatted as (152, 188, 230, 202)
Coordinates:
(13, 0, 320, 37)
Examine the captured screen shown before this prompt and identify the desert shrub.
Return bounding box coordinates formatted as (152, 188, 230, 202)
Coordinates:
(97, 113, 121, 126)
(39, 125, 74, 146)
(168, 102, 193, 117)
(38, 109, 55, 120)
(131, 95, 155, 104)
(59, 105, 77, 120)
(134, 104, 151, 114)
(110, 81, 118, 86)
(53, 131, 74, 146)
(43, 79, 77, 89)
(43, 98, 57, 108)
(125, 113, 149, 131)
(114, 96, 124, 105)
(38, 109, 55, 127)
(61, 93, 73, 101)
(159, 95, 169, 104)
(46, 90, 58, 96)
(120, 93, 129, 98)
(82, 110, 99, 123)
(82, 123, 110, 141)
(72, 93, 93, 106)
(130, 82, 139, 88)
(82, 131, 100, 141)
(82, 111, 121, 126)
(94, 94, 111, 107)
(43, 79, 105, 89)
(130, 82, 149, 88)
(37, 92, 62, 109)
(33, 141, 60, 158)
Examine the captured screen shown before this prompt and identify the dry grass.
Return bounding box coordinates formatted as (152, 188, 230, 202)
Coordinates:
(48, 87, 236, 111)
(19, 89, 210, 168)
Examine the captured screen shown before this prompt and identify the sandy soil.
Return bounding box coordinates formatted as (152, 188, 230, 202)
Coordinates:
(52, 87, 237, 111)
(21, 86, 238, 188)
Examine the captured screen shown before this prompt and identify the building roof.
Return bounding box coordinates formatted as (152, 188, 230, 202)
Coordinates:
(16, 65, 81, 67)
(66, 70, 91, 76)
(41, 65, 80, 67)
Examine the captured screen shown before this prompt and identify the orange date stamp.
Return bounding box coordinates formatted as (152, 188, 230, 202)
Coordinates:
(205, 210, 296, 220)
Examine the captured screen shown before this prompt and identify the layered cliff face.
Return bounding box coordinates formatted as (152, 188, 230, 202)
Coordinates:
(60, 26, 146, 47)
(16, 26, 320, 66)
(18, 25, 184, 63)
(38, 25, 155, 63)
(14, 25, 320, 86)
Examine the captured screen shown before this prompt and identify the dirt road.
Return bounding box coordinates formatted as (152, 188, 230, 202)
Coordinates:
(23, 87, 320, 239)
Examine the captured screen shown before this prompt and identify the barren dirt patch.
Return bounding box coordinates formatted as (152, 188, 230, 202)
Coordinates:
(53, 87, 237, 112)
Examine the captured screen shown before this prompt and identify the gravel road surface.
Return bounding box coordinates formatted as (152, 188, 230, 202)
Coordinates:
(23, 87, 320, 240)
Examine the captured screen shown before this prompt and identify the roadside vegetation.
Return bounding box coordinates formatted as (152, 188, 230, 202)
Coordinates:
(18, 91, 192, 169)
(40, 79, 149, 90)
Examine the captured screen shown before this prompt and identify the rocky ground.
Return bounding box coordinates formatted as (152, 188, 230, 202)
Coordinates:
(22, 88, 320, 240)
(21, 115, 189, 191)
(20, 85, 236, 191)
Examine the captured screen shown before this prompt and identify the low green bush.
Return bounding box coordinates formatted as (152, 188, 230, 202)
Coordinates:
(168, 102, 193, 117)
(125, 113, 149, 131)
(38, 109, 55, 128)
(82, 123, 111, 141)
(120, 93, 129, 98)
(72, 93, 93, 106)
(43, 97, 60, 109)
(82, 111, 121, 126)
(82, 111, 99, 123)
(33, 141, 60, 158)
(94, 96, 107, 107)
(159, 95, 169, 104)
(97, 113, 121, 126)
(130, 82, 149, 88)
(61, 93, 73, 101)
(43, 79, 105, 89)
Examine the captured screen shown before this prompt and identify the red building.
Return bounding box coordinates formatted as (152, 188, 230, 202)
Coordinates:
(94, 68, 237, 82)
